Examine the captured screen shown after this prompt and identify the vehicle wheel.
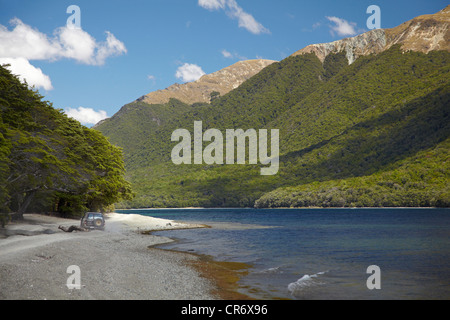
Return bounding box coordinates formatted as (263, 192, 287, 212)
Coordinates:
(94, 219, 103, 228)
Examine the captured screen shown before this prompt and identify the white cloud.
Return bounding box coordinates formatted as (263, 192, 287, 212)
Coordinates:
(0, 18, 60, 61)
(56, 26, 97, 64)
(0, 57, 53, 90)
(147, 74, 156, 85)
(0, 18, 127, 65)
(221, 49, 233, 58)
(175, 63, 206, 83)
(95, 31, 127, 65)
(0, 18, 126, 92)
(326, 16, 357, 37)
(221, 49, 247, 60)
(198, 0, 226, 10)
(198, 0, 269, 35)
(65, 107, 109, 126)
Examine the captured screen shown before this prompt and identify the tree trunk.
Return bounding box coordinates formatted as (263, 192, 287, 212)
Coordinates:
(15, 191, 36, 220)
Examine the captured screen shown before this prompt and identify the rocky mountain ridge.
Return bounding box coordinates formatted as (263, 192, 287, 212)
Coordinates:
(137, 59, 277, 105)
(95, 5, 449, 131)
(109, 5, 449, 114)
(292, 5, 449, 64)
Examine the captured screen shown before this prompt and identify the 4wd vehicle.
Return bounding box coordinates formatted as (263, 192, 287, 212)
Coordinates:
(80, 212, 105, 230)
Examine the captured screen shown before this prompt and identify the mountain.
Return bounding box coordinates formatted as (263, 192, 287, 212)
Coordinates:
(137, 59, 277, 105)
(93, 59, 276, 129)
(95, 6, 449, 209)
(292, 5, 449, 63)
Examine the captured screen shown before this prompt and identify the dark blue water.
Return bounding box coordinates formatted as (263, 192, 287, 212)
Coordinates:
(116, 208, 450, 300)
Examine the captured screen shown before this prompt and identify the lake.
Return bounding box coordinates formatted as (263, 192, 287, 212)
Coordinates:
(116, 208, 450, 300)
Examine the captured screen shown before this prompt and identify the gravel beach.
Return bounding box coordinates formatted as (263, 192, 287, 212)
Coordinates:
(0, 213, 217, 300)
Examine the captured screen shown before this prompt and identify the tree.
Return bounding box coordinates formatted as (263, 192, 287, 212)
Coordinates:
(210, 91, 220, 102)
(0, 65, 134, 220)
(0, 115, 11, 226)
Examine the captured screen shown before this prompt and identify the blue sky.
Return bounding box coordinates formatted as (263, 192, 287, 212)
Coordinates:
(0, 0, 447, 126)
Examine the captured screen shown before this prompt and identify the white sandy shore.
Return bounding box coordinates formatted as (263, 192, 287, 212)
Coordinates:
(0, 213, 216, 300)
(106, 212, 208, 232)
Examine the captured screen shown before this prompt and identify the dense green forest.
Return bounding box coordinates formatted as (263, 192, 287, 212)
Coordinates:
(96, 46, 449, 209)
(0, 65, 133, 226)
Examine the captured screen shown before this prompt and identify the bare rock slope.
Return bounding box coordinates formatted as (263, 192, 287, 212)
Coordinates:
(292, 5, 449, 64)
(138, 59, 277, 105)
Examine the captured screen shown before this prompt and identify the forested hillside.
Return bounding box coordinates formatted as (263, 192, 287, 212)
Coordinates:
(96, 46, 449, 209)
(0, 65, 133, 226)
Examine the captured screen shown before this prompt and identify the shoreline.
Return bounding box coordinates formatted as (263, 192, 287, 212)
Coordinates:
(112, 211, 255, 300)
(0, 213, 239, 300)
(116, 206, 448, 210)
(149, 246, 254, 300)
